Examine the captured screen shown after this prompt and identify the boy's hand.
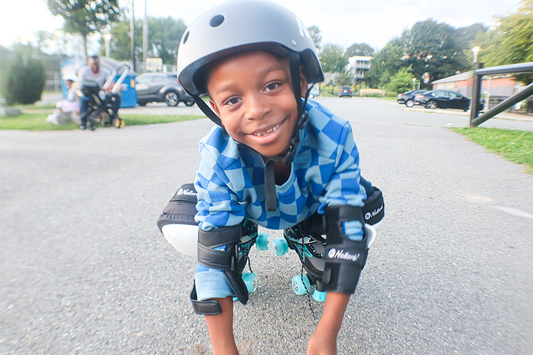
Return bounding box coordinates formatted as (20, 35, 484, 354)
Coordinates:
(307, 328, 337, 355)
(306, 292, 351, 355)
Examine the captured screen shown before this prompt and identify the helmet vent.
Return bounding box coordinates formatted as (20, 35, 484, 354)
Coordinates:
(182, 31, 190, 44)
(209, 14, 225, 27)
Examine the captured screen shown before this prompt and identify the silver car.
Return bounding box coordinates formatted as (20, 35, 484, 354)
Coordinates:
(135, 73, 195, 107)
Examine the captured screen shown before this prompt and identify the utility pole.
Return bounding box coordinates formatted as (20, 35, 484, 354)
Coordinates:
(143, 0, 148, 73)
(130, 0, 135, 72)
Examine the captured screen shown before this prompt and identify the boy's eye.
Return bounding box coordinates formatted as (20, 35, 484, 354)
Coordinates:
(224, 97, 241, 106)
(265, 82, 280, 91)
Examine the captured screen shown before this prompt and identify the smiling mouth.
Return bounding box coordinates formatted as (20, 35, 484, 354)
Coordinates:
(252, 123, 281, 137)
(249, 116, 289, 137)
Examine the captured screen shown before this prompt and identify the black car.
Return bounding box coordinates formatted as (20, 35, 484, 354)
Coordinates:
(415, 90, 471, 111)
(338, 86, 353, 98)
(397, 90, 428, 107)
(135, 73, 195, 107)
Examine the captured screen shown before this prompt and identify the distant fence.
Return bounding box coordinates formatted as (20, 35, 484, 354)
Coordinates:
(470, 62, 533, 127)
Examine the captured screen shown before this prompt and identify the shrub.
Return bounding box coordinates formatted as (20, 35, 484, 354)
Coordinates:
(0, 55, 45, 106)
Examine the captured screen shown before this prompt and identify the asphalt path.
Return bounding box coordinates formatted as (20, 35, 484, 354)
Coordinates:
(1, 98, 532, 354)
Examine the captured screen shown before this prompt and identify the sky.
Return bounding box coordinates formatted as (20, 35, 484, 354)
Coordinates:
(0, 0, 521, 53)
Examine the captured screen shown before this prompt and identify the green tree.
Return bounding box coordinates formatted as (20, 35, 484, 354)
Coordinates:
(101, 18, 142, 62)
(474, 0, 533, 84)
(401, 19, 471, 85)
(147, 17, 187, 64)
(307, 25, 322, 50)
(346, 43, 374, 57)
(452, 23, 488, 52)
(383, 67, 414, 94)
(0, 44, 45, 106)
(101, 16, 186, 65)
(319, 44, 348, 73)
(365, 40, 405, 88)
(335, 72, 353, 86)
(47, 0, 121, 63)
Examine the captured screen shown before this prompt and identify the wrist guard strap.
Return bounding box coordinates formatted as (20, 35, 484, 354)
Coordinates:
(323, 205, 368, 294)
(190, 281, 222, 315)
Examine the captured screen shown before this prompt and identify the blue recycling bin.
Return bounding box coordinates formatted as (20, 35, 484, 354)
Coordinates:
(117, 72, 137, 108)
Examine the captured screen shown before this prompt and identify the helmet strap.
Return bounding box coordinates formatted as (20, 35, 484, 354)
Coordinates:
(192, 94, 223, 126)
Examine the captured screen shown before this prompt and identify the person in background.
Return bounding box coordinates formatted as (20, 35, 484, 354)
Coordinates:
(46, 74, 80, 125)
(78, 55, 114, 130)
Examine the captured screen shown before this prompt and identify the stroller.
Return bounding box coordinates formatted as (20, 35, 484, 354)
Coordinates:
(78, 62, 130, 130)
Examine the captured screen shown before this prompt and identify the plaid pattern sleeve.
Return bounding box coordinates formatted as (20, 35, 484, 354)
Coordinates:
(194, 99, 366, 234)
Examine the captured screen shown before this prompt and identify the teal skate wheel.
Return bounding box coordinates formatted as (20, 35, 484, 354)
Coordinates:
(242, 272, 258, 293)
(292, 274, 311, 295)
(233, 297, 238, 302)
(255, 232, 270, 251)
(312, 289, 327, 302)
(272, 237, 288, 256)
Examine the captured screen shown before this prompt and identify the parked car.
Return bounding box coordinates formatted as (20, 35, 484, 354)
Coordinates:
(135, 73, 195, 107)
(338, 86, 353, 98)
(397, 90, 428, 107)
(309, 87, 320, 99)
(415, 90, 471, 111)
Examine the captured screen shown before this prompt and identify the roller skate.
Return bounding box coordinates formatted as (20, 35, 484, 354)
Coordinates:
(271, 221, 328, 302)
(234, 219, 271, 295)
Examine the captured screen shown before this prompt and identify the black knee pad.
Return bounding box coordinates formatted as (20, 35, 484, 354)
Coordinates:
(157, 183, 198, 232)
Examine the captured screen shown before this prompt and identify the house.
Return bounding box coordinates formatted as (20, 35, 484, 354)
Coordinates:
(432, 72, 521, 98)
(347, 56, 372, 84)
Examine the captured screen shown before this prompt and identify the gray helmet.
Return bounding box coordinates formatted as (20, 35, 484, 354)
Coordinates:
(178, 0, 324, 212)
(177, 0, 324, 96)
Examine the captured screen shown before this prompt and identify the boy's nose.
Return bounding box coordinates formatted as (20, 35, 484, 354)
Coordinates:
(244, 93, 270, 120)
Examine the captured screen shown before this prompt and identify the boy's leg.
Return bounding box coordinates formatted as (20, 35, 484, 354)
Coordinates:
(205, 296, 239, 355)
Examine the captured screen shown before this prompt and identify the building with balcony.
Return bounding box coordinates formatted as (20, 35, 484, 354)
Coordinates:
(347, 56, 372, 84)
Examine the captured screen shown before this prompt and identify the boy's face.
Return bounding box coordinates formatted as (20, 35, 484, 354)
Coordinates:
(207, 51, 308, 158)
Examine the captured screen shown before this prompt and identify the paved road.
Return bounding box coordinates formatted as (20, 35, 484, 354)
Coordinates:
(1, 98, 532, 354)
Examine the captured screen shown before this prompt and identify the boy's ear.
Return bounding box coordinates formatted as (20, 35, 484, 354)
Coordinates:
(299, 66, 309, 98)
(209, 98, 221, 117)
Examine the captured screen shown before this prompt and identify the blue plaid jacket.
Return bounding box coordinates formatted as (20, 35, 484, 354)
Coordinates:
(195, 100, 366, 231)
(194, 100, 366, 300)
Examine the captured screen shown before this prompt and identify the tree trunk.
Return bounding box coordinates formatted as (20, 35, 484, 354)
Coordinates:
(82, 33, 88, 64)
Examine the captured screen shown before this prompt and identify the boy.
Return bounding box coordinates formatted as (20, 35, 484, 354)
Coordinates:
(158, 1, 384, 354)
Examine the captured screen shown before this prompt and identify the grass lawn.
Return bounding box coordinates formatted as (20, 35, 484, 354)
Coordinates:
(450, 127, 533, 175)
(0, 111, 205, 131)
